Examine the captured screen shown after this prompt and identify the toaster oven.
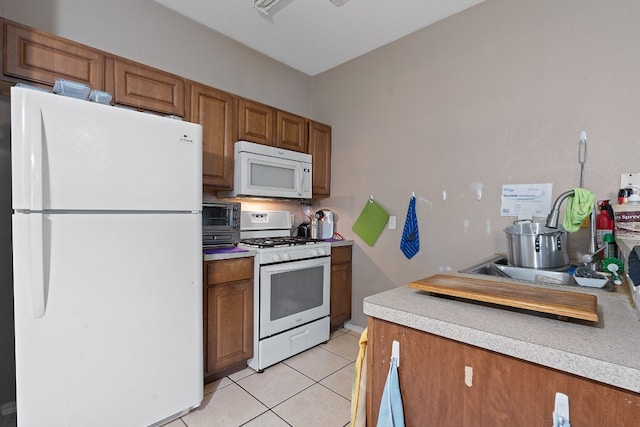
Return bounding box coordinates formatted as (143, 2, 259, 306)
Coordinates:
(202, 201, 240, 248)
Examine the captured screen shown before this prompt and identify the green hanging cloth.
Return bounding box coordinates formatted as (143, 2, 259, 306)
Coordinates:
(562, 188, 595, 232)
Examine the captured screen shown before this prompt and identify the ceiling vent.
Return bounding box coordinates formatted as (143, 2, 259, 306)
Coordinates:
(253, 0, 283, 15)
(253, 0, 350, 15)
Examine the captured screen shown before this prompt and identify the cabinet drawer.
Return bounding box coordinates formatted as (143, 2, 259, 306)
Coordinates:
(331, 246, 352, 264)
(206, 257, 254, 285)
(3, 20, 105, 89)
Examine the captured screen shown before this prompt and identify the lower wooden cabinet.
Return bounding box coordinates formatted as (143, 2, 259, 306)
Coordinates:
(366, 317, 640, 427)
(330, 245, 352, 331)
(204, 257, 253, 383)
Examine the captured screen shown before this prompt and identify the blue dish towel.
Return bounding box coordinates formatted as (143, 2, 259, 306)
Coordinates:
(376, 357, 405, 427)
(400, 195, 419, 259)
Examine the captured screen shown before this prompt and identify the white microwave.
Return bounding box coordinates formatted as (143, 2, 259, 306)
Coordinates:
(223, 141, 312, 199)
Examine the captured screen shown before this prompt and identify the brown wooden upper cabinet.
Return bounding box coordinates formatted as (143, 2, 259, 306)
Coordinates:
(189, 83, 236, 190)
(0, 17, 334, 196)
(105, 57, 185, 116)
(238, 99, 307, 153)
(308, 120, 332, 197)
(276, 110, 307, 153)
(238, 98, 275, 146)
(2, 19, 105, 90)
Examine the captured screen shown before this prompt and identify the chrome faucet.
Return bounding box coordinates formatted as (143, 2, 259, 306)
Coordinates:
(545, 189, 603, 270)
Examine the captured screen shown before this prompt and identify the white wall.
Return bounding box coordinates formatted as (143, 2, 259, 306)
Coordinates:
(311, 0, 640, 327)
(0, 0, 313, 115)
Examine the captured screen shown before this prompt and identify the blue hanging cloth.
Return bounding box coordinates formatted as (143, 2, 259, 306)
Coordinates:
(376, 357, 405, 427)
(400, 194, 419, 259)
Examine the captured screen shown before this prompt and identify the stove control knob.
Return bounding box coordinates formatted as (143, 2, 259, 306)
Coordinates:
(281, 253, 291, 261)
(272, 254, 281, 262)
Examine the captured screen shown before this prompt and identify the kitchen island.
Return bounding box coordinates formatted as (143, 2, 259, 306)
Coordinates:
(363, 273, 640, 426)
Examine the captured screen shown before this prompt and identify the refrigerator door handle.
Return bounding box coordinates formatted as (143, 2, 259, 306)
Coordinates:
(24, 105, 44, 211)
(29, 212, 46, 318)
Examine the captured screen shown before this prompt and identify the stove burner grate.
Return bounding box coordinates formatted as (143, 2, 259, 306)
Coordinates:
(241, 237, 323, 248)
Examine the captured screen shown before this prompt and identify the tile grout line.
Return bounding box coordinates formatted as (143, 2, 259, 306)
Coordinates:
(187, 329, 357, 427)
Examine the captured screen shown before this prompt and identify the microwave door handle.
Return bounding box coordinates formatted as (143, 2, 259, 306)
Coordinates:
(297, 163, 303, 196)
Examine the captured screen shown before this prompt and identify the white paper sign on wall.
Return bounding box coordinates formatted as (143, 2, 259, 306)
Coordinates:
(500, 183, 553, 218)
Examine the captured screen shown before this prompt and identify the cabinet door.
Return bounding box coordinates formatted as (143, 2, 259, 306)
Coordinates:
(204, 257, 254, 380)
(238, 98, 275, 146)
(367, 318, 640, 427)
(2, 19, 104, 89)
(207, 280, 253, 376)
(462, 341, 640, 426)
(330, 246, 352, 330)
(367, 318, 467, 426)
(190, 83, 236, 189)
(276, 110, 307, 152)
(105, 58, 185, 116)
(308, 121, 332, 198)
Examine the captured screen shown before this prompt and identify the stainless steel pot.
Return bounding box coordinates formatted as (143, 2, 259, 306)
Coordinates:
(504, 221, 569, 269)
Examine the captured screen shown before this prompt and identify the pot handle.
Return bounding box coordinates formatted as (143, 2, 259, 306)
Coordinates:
(534, 231, 564, 252)
(512, 219, 533, 225)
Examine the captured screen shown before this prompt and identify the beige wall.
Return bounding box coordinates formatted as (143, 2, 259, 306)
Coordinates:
(311, 0, 640, 327)
(2, 0, 639, 331)
(0, 0, 313, 116)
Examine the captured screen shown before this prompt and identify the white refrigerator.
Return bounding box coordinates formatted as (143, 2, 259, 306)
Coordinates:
(10, 87, 204, 426)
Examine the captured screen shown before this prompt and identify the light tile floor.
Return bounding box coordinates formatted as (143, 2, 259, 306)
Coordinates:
(169, 328, 361, 427)
(0, 328, 361, 427)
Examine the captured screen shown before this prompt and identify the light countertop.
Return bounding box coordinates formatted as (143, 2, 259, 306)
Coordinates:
(329, 239, 353, 247)
(364, 273, 640, 393)
(203, 247, 255, 261)
(202, 240, 351, 261)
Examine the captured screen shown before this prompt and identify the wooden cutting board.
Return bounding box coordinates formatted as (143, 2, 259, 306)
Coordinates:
(409, 274, 598, 322)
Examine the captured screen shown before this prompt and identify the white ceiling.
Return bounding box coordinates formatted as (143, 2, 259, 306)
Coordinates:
(154, 0, 485, 76)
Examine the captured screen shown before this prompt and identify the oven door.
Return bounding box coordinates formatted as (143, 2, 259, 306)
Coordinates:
(259, 256, 330, 339)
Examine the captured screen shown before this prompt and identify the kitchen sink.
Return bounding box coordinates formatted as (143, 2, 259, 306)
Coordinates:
(459, 254, 613, 290)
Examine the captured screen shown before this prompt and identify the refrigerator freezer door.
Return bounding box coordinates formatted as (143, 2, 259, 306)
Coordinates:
(11, 87, 202, 212)
(12, 212, 203, 426)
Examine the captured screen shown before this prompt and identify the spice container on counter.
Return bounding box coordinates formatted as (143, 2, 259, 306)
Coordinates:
(612, 193, 640, 240)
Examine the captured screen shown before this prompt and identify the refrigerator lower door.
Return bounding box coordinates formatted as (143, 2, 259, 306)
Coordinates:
(12, 212, 203, 427)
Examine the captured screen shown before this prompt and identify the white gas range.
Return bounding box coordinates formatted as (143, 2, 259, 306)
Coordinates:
(240, 211, 331, 371)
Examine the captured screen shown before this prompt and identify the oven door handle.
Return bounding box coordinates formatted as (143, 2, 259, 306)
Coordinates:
(289, 330, 309, 341)
(260, 256, 330, 274)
